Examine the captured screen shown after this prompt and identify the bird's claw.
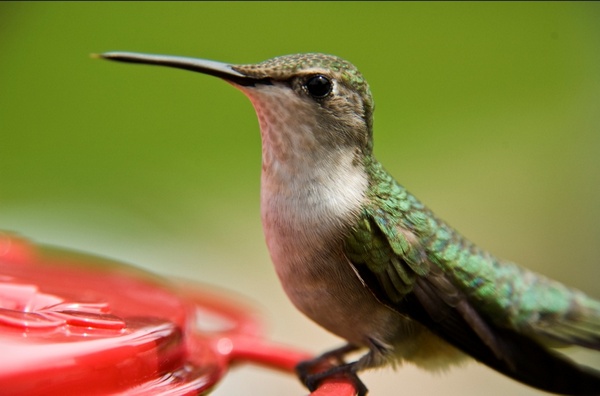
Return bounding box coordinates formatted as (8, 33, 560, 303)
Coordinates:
(296, 360, 368, 396)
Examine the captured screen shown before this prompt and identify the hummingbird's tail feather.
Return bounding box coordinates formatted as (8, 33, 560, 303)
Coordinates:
(402, 279, 600, 395)
(472, 324, 600, 395)
(531, 293, 600, 351)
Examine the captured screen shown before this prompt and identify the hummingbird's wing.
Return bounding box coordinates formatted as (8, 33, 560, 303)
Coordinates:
(343, 162, 600, 394)
(345, 210, 502, 357)
(344, 208, 600, 394)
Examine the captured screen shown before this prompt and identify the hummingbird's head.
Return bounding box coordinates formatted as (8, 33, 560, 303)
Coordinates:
(232, 53, 374, 154)
(98, 52, 375, 167)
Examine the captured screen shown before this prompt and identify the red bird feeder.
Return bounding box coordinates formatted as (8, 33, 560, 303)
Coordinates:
(0, 233, 356, 395)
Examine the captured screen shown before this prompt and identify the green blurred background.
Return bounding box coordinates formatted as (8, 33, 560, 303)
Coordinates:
(1, 2, 599, 395)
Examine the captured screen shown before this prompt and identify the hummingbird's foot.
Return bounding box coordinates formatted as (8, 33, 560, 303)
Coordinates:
(296, 344, 367, 395)
(296, 343, 361, 383)
(300, 362, 368, 396)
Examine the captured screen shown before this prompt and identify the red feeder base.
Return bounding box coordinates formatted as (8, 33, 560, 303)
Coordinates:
(0, 232, 356, 395)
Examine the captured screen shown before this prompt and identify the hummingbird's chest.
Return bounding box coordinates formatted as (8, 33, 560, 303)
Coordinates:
(260, 153, 368, 269)
(259, 160, 403, 345)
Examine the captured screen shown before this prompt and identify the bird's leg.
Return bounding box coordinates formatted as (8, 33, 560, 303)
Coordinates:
(296, 343, 360, 382)
(296, 343, 369, 396)
(296, 338, 393, 396)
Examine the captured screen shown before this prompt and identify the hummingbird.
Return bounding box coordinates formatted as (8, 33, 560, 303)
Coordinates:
(98, 51, 600, 395)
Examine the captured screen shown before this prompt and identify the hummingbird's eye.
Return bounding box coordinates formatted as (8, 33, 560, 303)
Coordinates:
(304, 75, 332, 99)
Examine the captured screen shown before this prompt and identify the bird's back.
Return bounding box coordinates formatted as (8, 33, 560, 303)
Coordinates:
(359, 157, 600, 394)
(367, 157, 600, 348)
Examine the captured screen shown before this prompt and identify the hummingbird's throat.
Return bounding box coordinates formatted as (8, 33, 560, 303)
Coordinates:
(239, 84, 323, 170)
(238, 83, 369, 230)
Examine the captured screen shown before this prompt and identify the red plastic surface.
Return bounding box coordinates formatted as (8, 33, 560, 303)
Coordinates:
(0, 232, 357, 395)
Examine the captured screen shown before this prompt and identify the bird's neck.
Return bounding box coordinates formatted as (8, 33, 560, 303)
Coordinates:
(260, 145, 369, 233)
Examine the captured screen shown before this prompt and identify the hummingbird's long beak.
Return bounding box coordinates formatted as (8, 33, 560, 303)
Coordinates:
(96, 52, 264, 87)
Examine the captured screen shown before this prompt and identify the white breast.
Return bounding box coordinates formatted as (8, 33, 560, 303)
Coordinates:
(260, 144, 368, 272)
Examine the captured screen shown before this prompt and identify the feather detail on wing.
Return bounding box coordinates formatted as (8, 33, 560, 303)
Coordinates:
(343, 208, 600, 394)
(525, 287, 600, 350)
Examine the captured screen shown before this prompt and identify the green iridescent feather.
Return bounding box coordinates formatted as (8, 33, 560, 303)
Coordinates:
(345, 155, 600, 348)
